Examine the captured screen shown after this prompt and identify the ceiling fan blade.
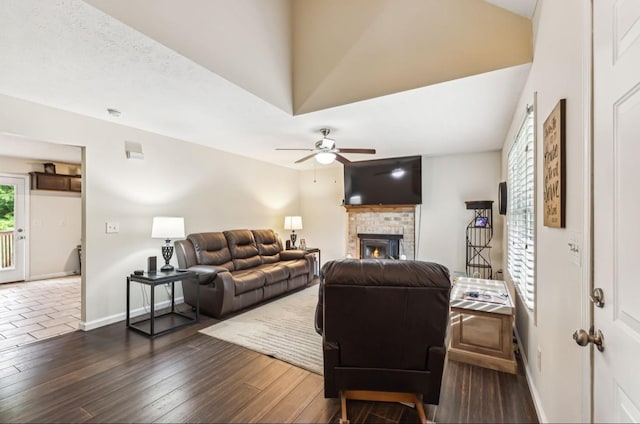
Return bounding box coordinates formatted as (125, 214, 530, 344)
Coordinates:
(334, 154, 351, 164)
(294, 153, 317, 163)
(276, 148, 315, 151)
(336, 148, 377, 154)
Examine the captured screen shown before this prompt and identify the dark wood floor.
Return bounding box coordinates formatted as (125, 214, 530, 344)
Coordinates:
(0, 307, 538, 423)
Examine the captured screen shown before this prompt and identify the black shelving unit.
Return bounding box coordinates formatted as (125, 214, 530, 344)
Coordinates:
(465, 200, 493, 279)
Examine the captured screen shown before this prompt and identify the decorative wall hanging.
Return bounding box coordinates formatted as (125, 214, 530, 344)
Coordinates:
(543, 99, 566, 228)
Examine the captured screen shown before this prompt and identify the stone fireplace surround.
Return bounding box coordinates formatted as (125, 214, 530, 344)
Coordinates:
(345, 205, 416, 260)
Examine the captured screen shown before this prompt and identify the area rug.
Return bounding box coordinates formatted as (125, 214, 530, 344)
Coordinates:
(198, 286, 323, 375)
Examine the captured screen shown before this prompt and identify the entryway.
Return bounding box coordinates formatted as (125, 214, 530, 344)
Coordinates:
(0, 134, 83, 349)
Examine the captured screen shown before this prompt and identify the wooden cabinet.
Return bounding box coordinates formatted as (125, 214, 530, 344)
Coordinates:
(449, 277, 517, 374)
(30, 172, 81, 192)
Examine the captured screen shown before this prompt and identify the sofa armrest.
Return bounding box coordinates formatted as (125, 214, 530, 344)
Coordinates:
(185, 265, 227, 285)
(280, 249, 306, 260)
(175, 239, 197, 269)
(212, 270, 237, 317)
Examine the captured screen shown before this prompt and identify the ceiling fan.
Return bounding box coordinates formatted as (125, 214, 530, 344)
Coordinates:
(276, 128, 376, 164)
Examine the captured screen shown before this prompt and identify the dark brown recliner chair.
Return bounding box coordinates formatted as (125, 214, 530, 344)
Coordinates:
(315, 259, 451, 423)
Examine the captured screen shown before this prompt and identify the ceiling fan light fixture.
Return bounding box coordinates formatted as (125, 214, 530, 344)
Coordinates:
(277, 127, 375, 164)
(315, 152, 336, 165)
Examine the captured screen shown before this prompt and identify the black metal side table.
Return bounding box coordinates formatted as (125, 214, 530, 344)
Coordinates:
(126, 270, 199, 337)
(304, 248, 321, 277)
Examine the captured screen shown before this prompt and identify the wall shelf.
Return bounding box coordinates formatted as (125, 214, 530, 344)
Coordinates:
(30, 172, 81, 193)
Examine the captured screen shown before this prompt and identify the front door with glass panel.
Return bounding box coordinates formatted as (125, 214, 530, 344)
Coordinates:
(0, 176, 26, 283)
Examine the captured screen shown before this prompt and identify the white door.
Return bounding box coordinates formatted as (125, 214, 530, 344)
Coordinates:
(593, 1, 640, 421)
(0, 175, 27, 283)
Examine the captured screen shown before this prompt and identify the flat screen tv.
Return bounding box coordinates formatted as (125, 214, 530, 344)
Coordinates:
(343, 155, 422, 205)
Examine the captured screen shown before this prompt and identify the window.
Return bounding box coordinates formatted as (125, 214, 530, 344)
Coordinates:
(507, 106, 535, 309)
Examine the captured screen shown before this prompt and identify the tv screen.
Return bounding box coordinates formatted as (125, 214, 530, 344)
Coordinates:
(343, 155, 422, 205)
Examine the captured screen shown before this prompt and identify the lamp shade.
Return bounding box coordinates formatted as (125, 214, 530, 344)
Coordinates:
(283, 216, 303, 230)
(315, 152, 336, 165)
(151, 217, 185, 239)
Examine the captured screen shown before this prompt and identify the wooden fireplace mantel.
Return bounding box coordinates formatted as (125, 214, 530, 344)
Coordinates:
(343, 204, 416, 213)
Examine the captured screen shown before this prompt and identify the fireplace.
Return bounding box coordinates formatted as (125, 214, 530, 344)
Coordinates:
(358, 233, 403, 259)
(346, 205, 415, 260)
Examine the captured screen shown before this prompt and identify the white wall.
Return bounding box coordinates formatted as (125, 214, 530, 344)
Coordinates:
(0, 155, 82, 279)
(299, 166, 346, 264)
(0, 94, 301, 330)
(417, 152, 503, 274)
(30, 191, 81, 278)
(500, 0, 589, 422)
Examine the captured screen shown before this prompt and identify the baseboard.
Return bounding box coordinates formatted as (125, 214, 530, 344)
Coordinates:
(79, 296, 185, 331)
(28, 271, 79, 281)
(514, 328, 548, 423)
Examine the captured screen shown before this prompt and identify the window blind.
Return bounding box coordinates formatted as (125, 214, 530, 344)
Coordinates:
(507, 108, 535, 309)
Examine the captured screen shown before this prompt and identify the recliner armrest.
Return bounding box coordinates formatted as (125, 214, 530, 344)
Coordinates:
(315, 282, 324, 335)
(280, 249, 306, 260)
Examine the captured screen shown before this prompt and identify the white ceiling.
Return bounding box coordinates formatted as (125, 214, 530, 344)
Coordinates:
(0, 0, 535, 169)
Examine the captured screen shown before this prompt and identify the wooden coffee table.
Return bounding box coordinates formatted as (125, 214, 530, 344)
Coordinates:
(448, 277, 517, 374)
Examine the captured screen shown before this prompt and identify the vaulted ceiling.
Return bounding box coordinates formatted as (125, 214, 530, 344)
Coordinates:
(0, 0, 535, 168)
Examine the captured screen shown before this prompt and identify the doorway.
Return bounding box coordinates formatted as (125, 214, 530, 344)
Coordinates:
(0, 135, 83, 348)
(0, 175, 27, 284)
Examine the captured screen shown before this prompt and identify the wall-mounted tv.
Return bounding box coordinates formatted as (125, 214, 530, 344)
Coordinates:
(343, 155, 422, 206)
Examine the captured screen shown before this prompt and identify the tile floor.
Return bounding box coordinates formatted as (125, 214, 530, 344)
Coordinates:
(0, 275, 80, 351)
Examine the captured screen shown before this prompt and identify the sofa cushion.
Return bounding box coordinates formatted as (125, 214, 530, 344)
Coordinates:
(231, 269, 266, 295)
(256, 263, 289, 285)
(252, 229, 282, 264)
(224, 229, 261, 270)
(281, 259, 309, 278)
(187, 232, 234, 271)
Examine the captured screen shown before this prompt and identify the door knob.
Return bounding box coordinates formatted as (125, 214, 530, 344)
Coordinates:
(573, 328, 604, 352)
(590, 288, 605, 308)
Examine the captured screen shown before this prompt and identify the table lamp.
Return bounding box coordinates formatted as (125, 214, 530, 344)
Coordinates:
(283, 216, 303, 249)
(151, 216, 185, 271)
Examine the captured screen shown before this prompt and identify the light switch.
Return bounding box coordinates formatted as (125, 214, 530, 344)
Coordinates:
(568, 233, 581, 266)
(106, 222, 119, 233)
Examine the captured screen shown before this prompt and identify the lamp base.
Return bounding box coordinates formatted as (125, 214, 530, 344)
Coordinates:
(290, 232, 297, 249)
(161, 242, 174, 272)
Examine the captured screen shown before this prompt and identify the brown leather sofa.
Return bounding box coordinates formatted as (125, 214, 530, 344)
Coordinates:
(315, 258, 451, 423)
(175, 229, 314, 318)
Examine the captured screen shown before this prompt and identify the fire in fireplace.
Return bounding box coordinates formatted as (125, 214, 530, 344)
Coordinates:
(358, 233, 403, 259)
